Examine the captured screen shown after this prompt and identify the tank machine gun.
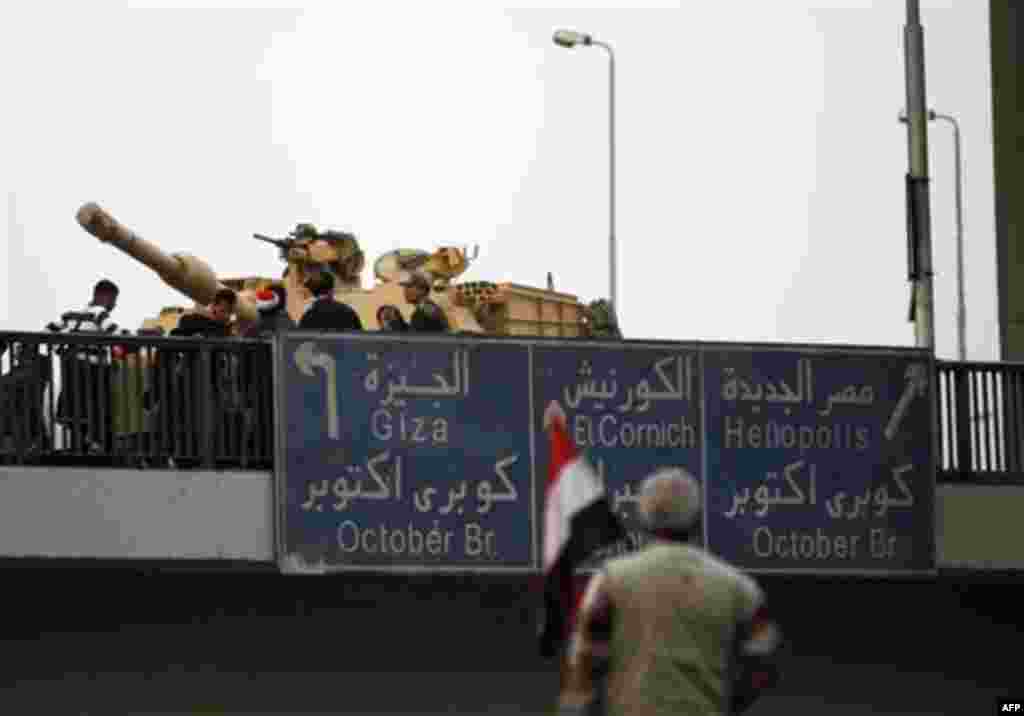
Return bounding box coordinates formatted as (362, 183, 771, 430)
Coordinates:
(253, 223, 364, 291)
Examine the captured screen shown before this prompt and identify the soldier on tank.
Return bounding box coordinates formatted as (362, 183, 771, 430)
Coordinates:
(399, 271, 448, 333)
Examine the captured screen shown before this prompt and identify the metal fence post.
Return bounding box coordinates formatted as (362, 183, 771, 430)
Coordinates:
(200, 345, 215, 469)
(954, 365, 972, 481)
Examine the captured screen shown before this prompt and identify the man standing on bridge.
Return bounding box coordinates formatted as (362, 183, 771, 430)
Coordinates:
(399, 270, 448, 332)
(557, 467, 783, 715)
(298, 268, 363, 332)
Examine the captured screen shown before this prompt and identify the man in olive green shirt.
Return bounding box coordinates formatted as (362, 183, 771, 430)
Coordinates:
(559, 468, 782, 715)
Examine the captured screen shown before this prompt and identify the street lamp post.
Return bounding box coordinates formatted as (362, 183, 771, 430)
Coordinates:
(899, 109, 966, 361)
(933, 112, 966, 362)
(552, 29, 618, 327)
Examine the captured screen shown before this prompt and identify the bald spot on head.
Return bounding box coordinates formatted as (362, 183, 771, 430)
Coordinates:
(637, 468, 701, 533)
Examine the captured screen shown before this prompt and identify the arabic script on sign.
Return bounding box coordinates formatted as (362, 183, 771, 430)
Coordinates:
(722, 358, 814, 407)
(364, 350, 471, 408)
(564, 355, 692, 412)
(826, 464, 915, 519)
(415, 455, 521, 515)
(724, 460, 817, 518)
(300, 451, 402, 512)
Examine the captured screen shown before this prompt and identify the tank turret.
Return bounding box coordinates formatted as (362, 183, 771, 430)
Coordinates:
(372, 246, 478, 286)
(76, 202, 258, 324)
(252, 226, 486, 332)
(80, 201, 598, 338)
(254, 223, 364, 292)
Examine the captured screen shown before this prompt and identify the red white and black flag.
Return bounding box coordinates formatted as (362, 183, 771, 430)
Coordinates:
(537, 400, 625, 658)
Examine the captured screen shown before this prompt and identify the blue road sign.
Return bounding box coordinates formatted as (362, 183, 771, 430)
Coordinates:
(275, 334, 535, 573)
(275, 334, 936, 575)
(702, 346, 936, 573)
(531, 343, 703, 565)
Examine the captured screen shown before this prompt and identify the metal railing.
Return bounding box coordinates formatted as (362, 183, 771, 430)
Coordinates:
(3, 331, 1024, 484)
(0, 331, 273, 470)
(936, 360, 1024, 484)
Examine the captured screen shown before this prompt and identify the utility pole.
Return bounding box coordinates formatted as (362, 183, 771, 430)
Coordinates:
(552, 29, 619, 331)
(903, 0, 936, 353)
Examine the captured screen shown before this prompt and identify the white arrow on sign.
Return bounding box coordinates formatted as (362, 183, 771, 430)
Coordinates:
(293, 341, 340, 440)
(884, 363, 928, 441)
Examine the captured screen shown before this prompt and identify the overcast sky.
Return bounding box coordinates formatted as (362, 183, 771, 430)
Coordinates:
(0, 1, 996, 361)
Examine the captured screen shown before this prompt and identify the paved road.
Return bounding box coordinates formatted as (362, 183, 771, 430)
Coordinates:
(0, 567, 1017, 714)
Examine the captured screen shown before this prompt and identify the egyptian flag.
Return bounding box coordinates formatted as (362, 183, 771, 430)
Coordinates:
(538, 400, 626, 658)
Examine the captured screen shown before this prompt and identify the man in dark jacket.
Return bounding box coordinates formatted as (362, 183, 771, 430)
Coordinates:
(171, 288, 236, 339)
(160, 288, 237, 466)
(400, 271, 448, 333)
(298, 269, 363, 332)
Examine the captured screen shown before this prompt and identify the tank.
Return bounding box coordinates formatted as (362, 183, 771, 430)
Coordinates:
(76, 201, 619, 338)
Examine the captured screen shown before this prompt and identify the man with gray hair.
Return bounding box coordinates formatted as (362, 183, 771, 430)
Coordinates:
(558, 467, 782, 715)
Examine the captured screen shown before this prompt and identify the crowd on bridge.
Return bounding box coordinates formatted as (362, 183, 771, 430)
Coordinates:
(0, 267, 451, 469)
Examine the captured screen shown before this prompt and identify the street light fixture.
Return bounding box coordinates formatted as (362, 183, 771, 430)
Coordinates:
(552, 28, 618, 330)
(900, 109, 966, 361)
(552, 29, 589, 48)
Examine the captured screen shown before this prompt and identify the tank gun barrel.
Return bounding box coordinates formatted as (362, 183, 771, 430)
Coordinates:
(76, 202, 257, 323)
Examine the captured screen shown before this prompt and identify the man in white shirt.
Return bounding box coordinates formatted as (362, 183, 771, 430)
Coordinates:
(48, 279, 120, 336)
(49, 279, 121, 455)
